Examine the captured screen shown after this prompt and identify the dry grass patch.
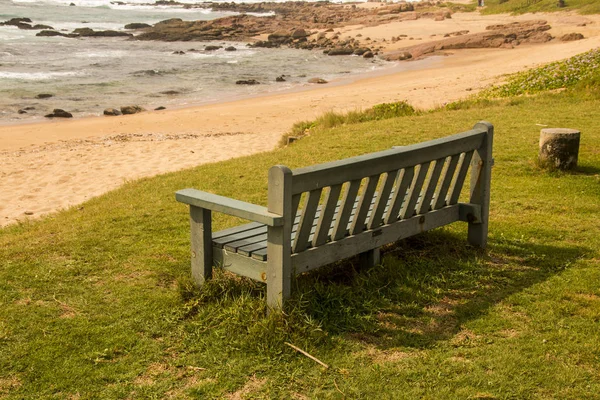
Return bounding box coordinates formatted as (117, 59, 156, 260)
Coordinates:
(0, 376, 22, 395)
(226, 376, 267, 400)
(361, 345, 420, 364)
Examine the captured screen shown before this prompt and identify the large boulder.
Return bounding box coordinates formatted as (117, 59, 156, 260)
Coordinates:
(120, 105, 145, 115)
(560, 33, 584, 41)
(103, 108, 122, 116)
(267, 31, 291, 45)
(291, 28, 309, 39)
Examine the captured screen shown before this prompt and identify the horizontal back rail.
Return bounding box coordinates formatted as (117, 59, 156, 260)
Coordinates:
(290, 128, 486, 195)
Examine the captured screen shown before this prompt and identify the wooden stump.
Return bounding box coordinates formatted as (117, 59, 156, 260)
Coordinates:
(539, 128, 580, 170)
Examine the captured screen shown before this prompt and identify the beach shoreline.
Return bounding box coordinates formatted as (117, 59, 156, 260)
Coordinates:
(1, 9, 599, 227)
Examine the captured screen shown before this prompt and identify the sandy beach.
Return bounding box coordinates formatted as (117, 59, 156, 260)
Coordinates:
(1, 8, 599, 227)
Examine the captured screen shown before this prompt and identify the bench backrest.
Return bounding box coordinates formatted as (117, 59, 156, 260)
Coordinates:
(268, 122, 493, 255)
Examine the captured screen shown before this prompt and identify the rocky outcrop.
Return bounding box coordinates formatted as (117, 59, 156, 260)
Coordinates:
(385, 20, 553, 61)
(72, 28, 132, 37)
(36, 93, 54, 99)
(1, 17, 54, 31)
(133, 1, 446, 56)
(308, 78, 327, 84)
(37, 28, 132, 38)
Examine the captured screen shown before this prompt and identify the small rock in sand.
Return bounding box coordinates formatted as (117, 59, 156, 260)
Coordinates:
(45, 109, 73, 118)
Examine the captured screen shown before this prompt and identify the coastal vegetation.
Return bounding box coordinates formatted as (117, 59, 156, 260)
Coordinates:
(1, 51, 600, 398)
(481, 0, 600, 14)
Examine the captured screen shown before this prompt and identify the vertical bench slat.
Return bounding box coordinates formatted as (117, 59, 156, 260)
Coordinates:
(447, 150, 474, 205)
(293, 188, 323, 253)
(291, 193, 302, 221)
(332, 179, 361, 240)
(432, 154, 460, 210)
(350, 175, 380, 235)
(400, 162, 430, 220)
(384, 167, 415, 224)
(313, 184, 343, 247)
(417, 157, 446, 215)
(368, 170, 398, 230)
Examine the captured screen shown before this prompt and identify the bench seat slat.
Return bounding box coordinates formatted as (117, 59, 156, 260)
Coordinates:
(212, 222, 264, 240)
(213, 226, 267, 248)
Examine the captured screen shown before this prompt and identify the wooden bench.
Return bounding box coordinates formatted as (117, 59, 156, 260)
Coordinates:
(176, 122, 493, 310)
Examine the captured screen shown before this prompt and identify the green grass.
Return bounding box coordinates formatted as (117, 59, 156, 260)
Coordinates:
(2, 64, 600, 398)
(282, 101, 417, 145)
(480, 0, 600, 14)
(479, 48, 600, 98)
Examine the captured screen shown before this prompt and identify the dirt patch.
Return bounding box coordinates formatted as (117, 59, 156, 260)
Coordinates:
(226, 376, 267, 400)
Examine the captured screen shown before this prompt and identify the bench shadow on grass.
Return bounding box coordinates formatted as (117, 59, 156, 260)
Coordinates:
(574, 164, 600, 175)
(291, 229, 591, 350)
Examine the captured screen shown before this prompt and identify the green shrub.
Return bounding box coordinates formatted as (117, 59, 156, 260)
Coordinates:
(479, 47, 600, 98)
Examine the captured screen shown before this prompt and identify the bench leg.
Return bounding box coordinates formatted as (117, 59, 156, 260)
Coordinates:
(360, 247, 381, 268)
(266, 225, 292, 312)
(468, 122, 493, 249)
(190, 206, 212, 286)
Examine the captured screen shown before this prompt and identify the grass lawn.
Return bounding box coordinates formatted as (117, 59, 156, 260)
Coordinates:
(1, 59, 600, 398)
(479, 0, 600, 14)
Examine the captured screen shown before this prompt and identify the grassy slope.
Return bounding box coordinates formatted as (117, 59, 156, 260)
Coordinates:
(480, 0, 600, 14)
(1, 84, 600, 398)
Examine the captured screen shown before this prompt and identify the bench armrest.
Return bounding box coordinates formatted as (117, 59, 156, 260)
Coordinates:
(176, 188, 283, 227)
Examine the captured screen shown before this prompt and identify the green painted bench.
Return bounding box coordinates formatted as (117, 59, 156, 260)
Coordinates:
(176, 122, 493, 310)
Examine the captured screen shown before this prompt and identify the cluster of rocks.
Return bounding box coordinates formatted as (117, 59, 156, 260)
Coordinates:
(384, 20, 556, 61)
(235, 76, 328, 85)
(4, 2, 462, 59)
(15, 96, 155, 118)
(0, 17, 53, 31)
(250, 28, 375, 58)
(133, 1, 445, 57)
(1, 17, 136, 38)
(38, 27, 133, 38)
(103, 105, 146, 116)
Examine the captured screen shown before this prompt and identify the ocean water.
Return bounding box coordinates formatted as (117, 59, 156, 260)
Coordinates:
(0, 0, 396, 122)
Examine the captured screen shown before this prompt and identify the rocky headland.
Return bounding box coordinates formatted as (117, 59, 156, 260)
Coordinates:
(2, 1, 587, 60)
